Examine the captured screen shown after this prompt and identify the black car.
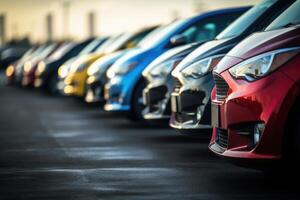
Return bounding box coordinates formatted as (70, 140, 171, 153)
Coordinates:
(5, 46, 38, 85)
(34, 38, 94, 93)
(0, 39, 31, 70)
(170, 0, 296, 135)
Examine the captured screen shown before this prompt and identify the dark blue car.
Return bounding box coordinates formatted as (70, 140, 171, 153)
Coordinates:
(104, 7, 249, 121)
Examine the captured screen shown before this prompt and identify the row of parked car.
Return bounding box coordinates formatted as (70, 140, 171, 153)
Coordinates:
(4, 0, 300, 170)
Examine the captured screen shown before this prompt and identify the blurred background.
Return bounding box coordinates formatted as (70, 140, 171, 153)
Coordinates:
(0, 0, 259, 45)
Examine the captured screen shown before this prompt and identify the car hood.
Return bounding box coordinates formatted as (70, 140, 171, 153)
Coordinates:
(75, 53, 102, 65)
(172, 37, 233, 76)
(215, 25, 300, 73)
(111, 47, 151, 69)
(143, 43, 201, 75)
(94, 49, 132, 75)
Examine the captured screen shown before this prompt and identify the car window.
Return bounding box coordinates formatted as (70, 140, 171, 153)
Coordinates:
(95, 35, 121, 54)
(138, 20, 187, 48)
(265, 0, 300, 31)
(182, 12, 242, 43)
(104, 33, 133, 53)
(216, 0, 277, 40)
(79, 39, 104, 55)
(49, 43, 75, 60)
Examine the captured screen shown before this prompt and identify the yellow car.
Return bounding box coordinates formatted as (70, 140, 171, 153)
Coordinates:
(63, 53, 102, 96)
(62, 26, 157, 97)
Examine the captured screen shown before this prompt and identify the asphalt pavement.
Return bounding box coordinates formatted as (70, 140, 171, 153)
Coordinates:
(0, 73, 300, 200)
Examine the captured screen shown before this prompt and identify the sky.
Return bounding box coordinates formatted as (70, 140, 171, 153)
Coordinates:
(0, 0, 260, 43)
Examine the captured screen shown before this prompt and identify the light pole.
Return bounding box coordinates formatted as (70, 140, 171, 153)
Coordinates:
(62, 0, 71, 39)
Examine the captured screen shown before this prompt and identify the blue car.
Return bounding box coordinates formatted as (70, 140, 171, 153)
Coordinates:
(104, 7, 249, 121)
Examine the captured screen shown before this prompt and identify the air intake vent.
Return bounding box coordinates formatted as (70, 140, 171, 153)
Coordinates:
(213, 73, 229, 102)
(216, 128, 228, 148)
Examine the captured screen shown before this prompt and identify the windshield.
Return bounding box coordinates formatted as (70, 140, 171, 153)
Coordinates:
(104, 33, 132, 53)
(37, 44, 56, 59)
(138, 19, 187, 48)
(95, 35, 121, 54)
(265, 1, 300, 31)
(79, 39, 104, 55)
(216, 0, 276, 40)
(49, 43, 75, 60)
(29, 45, 48, 59)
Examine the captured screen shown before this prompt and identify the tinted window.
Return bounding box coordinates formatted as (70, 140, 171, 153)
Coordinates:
(49, 43, 75, 60)
(265, 1, 300, 31)
(182, 12, 243, 43)
(79, 39, 104, 55)
(95, 35, 122, 53)
(216, 0, 276, 40)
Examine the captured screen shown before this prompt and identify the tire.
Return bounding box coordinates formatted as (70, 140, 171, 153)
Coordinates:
(129, 79, 147, 123)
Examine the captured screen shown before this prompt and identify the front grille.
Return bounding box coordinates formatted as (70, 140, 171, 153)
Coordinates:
(216, 128, 228, 148)
(174, 78, 182, 91)
(175, 113, 184, 123)
(213, 73, 229, 102)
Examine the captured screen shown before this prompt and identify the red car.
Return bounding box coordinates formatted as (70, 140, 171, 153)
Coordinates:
(209, 1, 300, 167)
(22, 43, 62, 87)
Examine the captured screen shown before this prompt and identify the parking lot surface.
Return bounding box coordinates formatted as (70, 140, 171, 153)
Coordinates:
(0, 78, 300, 200)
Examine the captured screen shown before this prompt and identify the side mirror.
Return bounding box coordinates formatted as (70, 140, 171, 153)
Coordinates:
(170, 34, 187, 47)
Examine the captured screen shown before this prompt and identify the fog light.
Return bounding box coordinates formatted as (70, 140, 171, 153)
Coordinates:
(254, 123, 265, 145)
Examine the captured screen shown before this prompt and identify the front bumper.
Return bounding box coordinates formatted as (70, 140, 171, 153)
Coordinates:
(169, 74, 213, 134)
(63, 72, 87, 97)
(85, 75, 106, 103)
(22, 67, 37, 87)
(142, 81, 171, 121)
(103, 77, 131, 112)
(209, 70, 296, 161)
(34, 77, 44, 88)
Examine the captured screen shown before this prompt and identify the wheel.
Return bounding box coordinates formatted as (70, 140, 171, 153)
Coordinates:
(129, 79, 147, 123)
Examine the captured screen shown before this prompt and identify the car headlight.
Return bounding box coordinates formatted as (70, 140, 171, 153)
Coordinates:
(181, 55, 224, 79)
(24, 61, 32, 73)
(107, 61, 138, 79)
(35, 61, 46, 76)
(6, 65, 14, 77)
(58, 65, 70, 78)
(143, 58, 182, 81)
(87, 62, 100, 76)
(229, 47, 300, 82)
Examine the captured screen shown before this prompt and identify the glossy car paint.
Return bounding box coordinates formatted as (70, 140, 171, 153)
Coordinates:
(170, 0, 295, 135)
(63, 27, 156, 97)
(22, 43, 64, 87)
(5, 46, 38, 85)
(34, 39, 93, 93)
(57, 37, 115, 94)
(63, 53, 105, 96)
(104, 7, 248, 118)
(14, 44, 49, 85)
(142, 43, 202, 122)
(209, 25, 300, 163)
(85, 50, 131, 103)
